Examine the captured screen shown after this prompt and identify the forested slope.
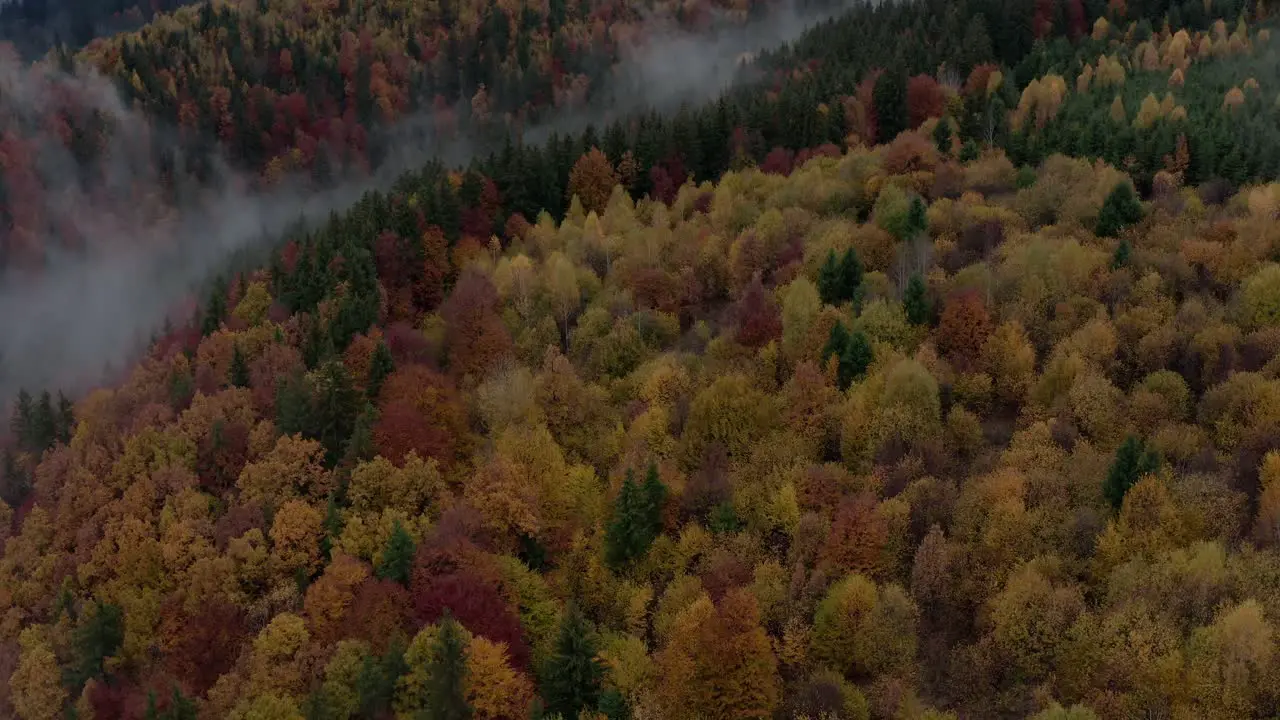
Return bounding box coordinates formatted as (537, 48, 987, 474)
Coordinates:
(4, 0, 1280, 718)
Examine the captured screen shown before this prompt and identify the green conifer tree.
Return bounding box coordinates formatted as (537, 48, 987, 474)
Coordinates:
(1104, 435, 1160, 509)
(1111, 238, 1132, 270)
(367, 339, 395, 400)
(378, 520, 416, 585)
(71, 601, 124, 687)
(837, 248, 864, 302)
(839, 330, 874, 390)
(823, 321, 850, 366)
(541, 604, 603, 718)
(423, 612, 471, 720)
(904, 274, 930, 325)
(313, 359, 360, 467)
(817, 249, 842, 305)
(605, 469, 641, 567)
(229, 344, 250, 388)
(933, 117, 953, 155)
(1096, 182, 1144, 237)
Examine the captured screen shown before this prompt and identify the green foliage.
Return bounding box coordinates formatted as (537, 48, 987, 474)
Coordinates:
(1111, 238, 1132, 270)
(873, 68, 908, 142)
(933, 118, 953, 154)
(377, 520, 416, 585)
(422, 613, 472, 720)
(819, 248, 865, 306)
(144, 689, 198, 720)
(312, 359, 361, 467)
(904, 274, 930, 326)
(1104, 435, 1160, 509)
(70, 601, 123, 688)
(541, 604, 603, 718)
(959, 140, 980, 162)
(824, 321, 874, 391)
(1095, 182, 1144, 238)
(358, 640, 408, 718)
(229, 344, 250, 388)
(598, 688, 631, 720)
(367, 339, 395, 400)
(606, 464, 666, 567)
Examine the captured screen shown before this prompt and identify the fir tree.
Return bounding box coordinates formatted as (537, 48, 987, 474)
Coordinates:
(872, 68, 907, 142)
(959, 139, 980, 163)
(10, 388, 31, 452)
(823, 321, 850, 366)
(359, 640, 407, 718)
(907, 196, 928, 239)
(229, 344, 250, 388)
(1104, 435, 1160, 509)
(201, 276, 228, 336)
(367, 338, 395, 400)
(312, 359, 360, 467)
(378, 520, 416, 585)
(605, 469, 642, 567)
(423, 612, 471, 720)
(1096, 182, 1144, 237)
(320, 495, 344, 560)
(904, 274, 930, 325)
(542, 604, 603, 718)
(275, 370, 314, 438)
(598, 688, 631, 720)
(55, 392, 75, 445)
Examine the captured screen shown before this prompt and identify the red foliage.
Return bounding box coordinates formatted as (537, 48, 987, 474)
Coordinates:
(249, 343, 305, 415)
(418, 226, 450, 312)
(906, 75, 947, 129)
(963, 64, 1000, 98)
(819, 492, 888, 576)
(734, 274, 782, 348)
(382, 321, 438, 367)
(936, 289, 994, 371)
(213, 502, 266, 549)
(856, 70, 883, 143)
(701, 548, 753, 602)
(440, 268, 512, 378)
(409, 545, 529, 669)
(159, 598, 247, 696)
(760, 147, 796, 176)
(348, 577, 413, 652)
(373, 365, 471, 468)
(195, 421, 250, 494)
(1065, 0, 1087, 39)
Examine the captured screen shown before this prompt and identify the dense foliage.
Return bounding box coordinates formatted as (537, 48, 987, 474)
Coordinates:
(6, 0, 1280, 718)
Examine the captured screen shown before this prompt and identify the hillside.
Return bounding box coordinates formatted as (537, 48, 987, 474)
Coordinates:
(4, 0, 1280, 718)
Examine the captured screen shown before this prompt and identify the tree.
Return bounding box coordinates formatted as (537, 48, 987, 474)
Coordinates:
(839, 330, 873, 390)
(904, 274, 930, 325)
(11, 628, 67, 720)
(818, 249, 842, 305)
(366, 339, 394, 401)
(567, 147, 618, 214)
(424, 612, 472, 720)
(933, 117, 953, 154)
(541, 604, 603, 718)
(873, 68, 908, 142)
(71, 601, 124, 688)
(378, 520, 416, 585)
(1096, 182, 1143, 237)
(837, 249, 864, 303)
(735, 274, 782, 348)
(1104, 435, 1160, 508)
(313, 359, 361, 467)
(229, 344, 250, 388)
(605, 465, 666, 567)
(936, 290, 992, 371)
(1111, 238, 1132, 269)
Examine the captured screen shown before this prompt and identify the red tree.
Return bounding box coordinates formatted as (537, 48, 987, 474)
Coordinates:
(906, 75, 947, 129)
(373, 365, 471, 467)
(440, 268, 512, 379)
(734, 274, 782, 348)
(936, 290, 994, 371)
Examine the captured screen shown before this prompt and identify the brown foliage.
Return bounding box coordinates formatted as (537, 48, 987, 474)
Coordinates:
(441, 268, 513, 379)
(373, 364, 471, 468)
(567, 147, 618, 214)
(936, 290, 994, 371)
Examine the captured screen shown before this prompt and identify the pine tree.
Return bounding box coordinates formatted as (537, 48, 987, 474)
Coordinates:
(959, 139, 980, 162)
(605, 469, 641, 567)
(10, 388, 31, 452)
(367, 339, 395, 400)
(542, 604, 603, 718)
(275, 370, 314, 438)
(31, 391, 56, 453)
(839, 330, 874, 390)
(639, 462, 666, 544)
(423, 612, 471, 720)
(320, 495, 344, 560)
(904, 274, 930, 325)
(229, 344, 250, 388)
(817, 249, 842, 305)
(873, 68, 908, 142)
(55, 392, 75, 445)
(201, 276, 228, 336)
(598, 688, 631, 720)
(378, 520, 416, 585)
(359, 640, 407, 718)
(1104, 435, 1160, 508)
(1096, 182, 1144, 237)
(907, 196, 928, 239)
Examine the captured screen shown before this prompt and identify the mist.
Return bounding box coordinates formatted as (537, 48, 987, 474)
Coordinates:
(0, 0, 865, 403)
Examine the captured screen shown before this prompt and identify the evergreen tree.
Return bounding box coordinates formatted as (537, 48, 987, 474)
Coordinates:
(359, 640, 407, 718)
(1096, 182, 1144, 237)
(342, 402, 378, 468)
(367, 339, 395, 400)
(638, 462, 667, 544)
(320, 495, 344, 560)
(907, 196, 928, 239)
(959, 139, 980, 163)
(378, 520, 416, 585)
(229, 344, 250, 388)
(423, 612, 471, 720)
(817, 249, 842, 305)
(1104, 435, 1160, 509)
(71, 601, 124, 687)
(598, 688, 631, 720)
(606, 469, 642, 567)
(201, 276, 228, 336)
(823, 321, 850, 366)
(55, 392, 75, 445)
(904, 274, 930, 325)
(933, 117, 953, 155)
(1111, 238, 1132, 270)
(542, 604, 603, 718)
(275, 370, 314, 438)
(312, 359, 360, 467)
(839, 330, 874, 390)
(10, 388, 31, 452)
(872, 68, 907, 142)
(837, 248, 863, 302)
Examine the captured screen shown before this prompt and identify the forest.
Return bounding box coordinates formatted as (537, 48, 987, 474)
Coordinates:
(4, 0, 1280, 718)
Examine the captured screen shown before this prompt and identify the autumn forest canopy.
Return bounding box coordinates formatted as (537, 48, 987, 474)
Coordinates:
(8, 0, 1280, 718)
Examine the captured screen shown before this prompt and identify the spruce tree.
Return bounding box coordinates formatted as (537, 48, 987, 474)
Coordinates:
(201, 277, 228, 336)
(605, 469, 641, 567)
(639, 462, 667, 545)
(10, 389, 31, 453)
(1104, 435, 1160, 509)
(423, 612, 471, 720)
(817, 249, 842, 305)
(542, 604, 603, 718)
(229, 344, 250, 388)
(904, 274, 930, 325)
(31, 391, 56, 453)
(1111, 238, 1132, 270)
(378, 520, 416, 585)
(959, 140, 980, 163)
(823, 321, 850, 366)
(907, 197, 928, 239)
(275, 370, 314, 438)
(55, 392, 75, 445)
(312, 359, 360, 467)
(872, 68, 907, 142)
(367, 339, 395, 400)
